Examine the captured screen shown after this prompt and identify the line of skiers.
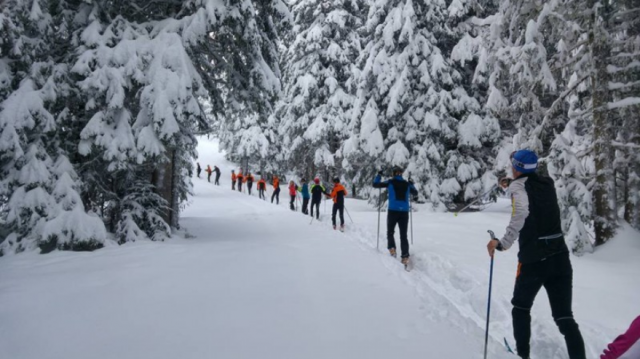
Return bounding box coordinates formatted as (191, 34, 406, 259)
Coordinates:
(197, 163, 221, 185)
(195, 149, 600, 359)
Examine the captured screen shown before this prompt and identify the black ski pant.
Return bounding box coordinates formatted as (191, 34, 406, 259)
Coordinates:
(232, 180, 236, 190)
(207, 173, 211, 182)
(271, 187, 280, 204)
(247, 183, 253, 195)
(332, 203, 344, 227)
(290, 195, 296, 211)
(387, 210, 409, 258)
(197, 170, 201, 178)
(215, 175, 220, 185)
(310, 200, 320, 219)
(302, 198, 309, 214)
(259, 189, 266, 200)
(237, 180, 242, 192)
(511, 252, 585, 359)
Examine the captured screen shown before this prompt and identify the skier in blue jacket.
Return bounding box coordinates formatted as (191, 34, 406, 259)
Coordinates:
(298, 178, 310, 215)
(373, 167, 418, 265)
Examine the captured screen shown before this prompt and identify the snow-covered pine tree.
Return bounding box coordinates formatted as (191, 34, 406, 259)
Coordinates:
(272, 0, 364, 182)
(346, 0, 499, 207)
(608, 0, 640, 231)
(187, 0, 289, 176)
(546, 0, 640, 245)
(0, 0, 109, 255)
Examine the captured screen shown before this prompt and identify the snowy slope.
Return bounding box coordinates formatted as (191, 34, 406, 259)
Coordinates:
(1, 138, 638, 359)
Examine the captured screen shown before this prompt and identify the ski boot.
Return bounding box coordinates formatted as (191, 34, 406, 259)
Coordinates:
(401, 256, 410, 271)
(389, 248, 397, 258)
(340, 225, 345, 232)
(333, 225, 337, 230)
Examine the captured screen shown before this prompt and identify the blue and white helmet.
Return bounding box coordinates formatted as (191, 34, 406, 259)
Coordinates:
(511, 150, 538, 173)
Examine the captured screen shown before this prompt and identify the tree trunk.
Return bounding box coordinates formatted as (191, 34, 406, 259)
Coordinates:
(626, 116, 640, 229)
(156, 149, 175, 229)
(590, 0, 617, 245)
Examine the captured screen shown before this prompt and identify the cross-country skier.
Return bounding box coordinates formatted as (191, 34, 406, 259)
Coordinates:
(206, 165, 213, 183)
(257, 178, 267, 200)
(231, 170, 237, 190)
(246, 173, 254, 195)
(373, 167, 418, 266)
(288, 180, 297, 211)
(214, 166, 221, 185)
(325, 177, 347, 231)
(298, 178, 310, 214)
(196, 163, 201, 178)
(310, 178, 325, 219)
(486, 149, 586, 359)
(271, 175, 280, 204)
(236, 171, 244, 192)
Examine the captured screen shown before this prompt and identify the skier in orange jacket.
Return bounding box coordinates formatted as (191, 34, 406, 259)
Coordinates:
(257, 178, 267, 200)
(271, 176, 280, 204)
(236, 171, 244, 192)
(245, 173, 255, 195)
(325, 177, 348, 231)
(205, 165, 213, 183)
(231, 170, 237, 190)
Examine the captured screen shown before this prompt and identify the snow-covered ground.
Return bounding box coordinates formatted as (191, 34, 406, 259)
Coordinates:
(1, 138, 638, 359)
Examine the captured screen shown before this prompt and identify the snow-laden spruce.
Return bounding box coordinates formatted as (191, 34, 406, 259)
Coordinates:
(271, 0, 365, 180)
(344, 0, 499, 207)
(0, 0, 287, 255)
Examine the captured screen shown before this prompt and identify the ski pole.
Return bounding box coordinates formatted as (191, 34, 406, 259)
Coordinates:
(324, 196, 327, 214)
(454, 185, 498, 216)
(410, 194, 414, 245)
(344, 205, 354, 224)
(484, 230, 497, 359)
(377, 188, 381, 251)
(408, 172, 413, 245)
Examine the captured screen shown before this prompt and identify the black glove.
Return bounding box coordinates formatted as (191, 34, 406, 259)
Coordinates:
(499, 177, 512, 188)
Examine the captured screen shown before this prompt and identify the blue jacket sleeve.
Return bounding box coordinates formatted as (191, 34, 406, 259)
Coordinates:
(409, 182, 418, 196)
(373, 175, 387, 189)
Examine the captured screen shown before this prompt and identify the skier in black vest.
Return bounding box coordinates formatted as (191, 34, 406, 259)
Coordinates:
(486, 149, 586, 359)
(214, 166, 221, 185)
(196, 163, 201, 178)
(309, 178, 325, 219)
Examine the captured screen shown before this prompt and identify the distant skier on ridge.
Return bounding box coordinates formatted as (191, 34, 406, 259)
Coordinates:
(486, 149, 586, 359)
(373, 167, 417, 266)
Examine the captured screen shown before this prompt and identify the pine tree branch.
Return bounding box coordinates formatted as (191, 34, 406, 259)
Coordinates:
(531, 74, 590, 139)
(612, 141, 640, 149)
(609, 80, 640, 90)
